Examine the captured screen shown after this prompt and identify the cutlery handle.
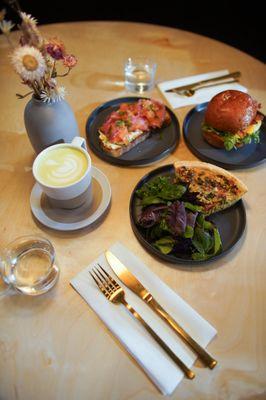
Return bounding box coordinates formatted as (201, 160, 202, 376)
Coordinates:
(193, 78, 239, 91)
(192, 71, 241, 88)
(121, 299, 195, 379)
(167, 71, 241, 92)
(147, 298, 217, 369)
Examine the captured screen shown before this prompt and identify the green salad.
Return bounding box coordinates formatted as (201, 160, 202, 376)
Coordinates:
(136, 175, 222, 261)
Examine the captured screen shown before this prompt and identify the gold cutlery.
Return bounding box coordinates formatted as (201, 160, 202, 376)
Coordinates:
(106, 251, 217, 369)
(165, 71, 241, 95)
(90, 264, 195, 379)
(173, 79, 239, 97)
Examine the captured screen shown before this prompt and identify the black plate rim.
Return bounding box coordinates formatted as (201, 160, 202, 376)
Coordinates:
(86, 96, 180, 167)
(183, 102, 266, 170)
(129, 164, 247, 265)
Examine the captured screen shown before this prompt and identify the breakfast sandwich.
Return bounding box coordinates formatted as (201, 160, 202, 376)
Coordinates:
(202, 90, 263, 151)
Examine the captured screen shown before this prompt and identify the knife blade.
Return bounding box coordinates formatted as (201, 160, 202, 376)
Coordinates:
(105, 250, 217, 369)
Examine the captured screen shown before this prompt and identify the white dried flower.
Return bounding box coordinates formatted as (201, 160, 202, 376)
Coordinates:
(39, 91, 51, 103)
(56, 86, 66, 101)
(0, 20, 15, 35)
(11, 46, 46, 82)
(20, 12, 38, 26)
(39, 86, 66, 103)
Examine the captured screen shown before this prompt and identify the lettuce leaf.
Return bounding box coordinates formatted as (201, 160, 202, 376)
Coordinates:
(136, 176, 186, 206)
(202, 122, 261, 151)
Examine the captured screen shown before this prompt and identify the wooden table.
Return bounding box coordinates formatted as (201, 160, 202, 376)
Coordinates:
(0, 21, 265, 400)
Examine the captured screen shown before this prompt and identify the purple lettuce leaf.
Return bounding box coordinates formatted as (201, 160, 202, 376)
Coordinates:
(167, 201, 187, 236)
(186, 211, 198, 229)
(138, 205, 167, 228)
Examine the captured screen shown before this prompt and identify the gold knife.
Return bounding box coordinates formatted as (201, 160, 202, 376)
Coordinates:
(165, 71, 241, 93)
(105, 250, 217, 369)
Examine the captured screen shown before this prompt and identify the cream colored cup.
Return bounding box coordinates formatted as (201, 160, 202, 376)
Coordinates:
(33, 137, 92, 209)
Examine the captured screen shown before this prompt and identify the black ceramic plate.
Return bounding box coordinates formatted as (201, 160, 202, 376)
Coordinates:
(183, 102, 266, 169)
(130, 164, 246, 265)
(86, 97, 180, 166)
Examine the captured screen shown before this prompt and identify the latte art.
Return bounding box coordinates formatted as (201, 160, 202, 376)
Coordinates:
(37, 147, 88, 187)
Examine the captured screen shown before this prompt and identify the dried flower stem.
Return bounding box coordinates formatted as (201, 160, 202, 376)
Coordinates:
(31, 81, 41, 97)
(56, 67, 71, 78)
(4, 33, 14, 48)
(16, 91, 33, 99)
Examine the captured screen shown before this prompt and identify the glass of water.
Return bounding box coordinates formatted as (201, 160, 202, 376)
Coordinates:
(124, 57, 157, 93)
(0, 235, 59, 296)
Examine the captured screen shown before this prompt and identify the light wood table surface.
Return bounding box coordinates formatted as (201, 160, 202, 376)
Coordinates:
(0, 21, 265, 400)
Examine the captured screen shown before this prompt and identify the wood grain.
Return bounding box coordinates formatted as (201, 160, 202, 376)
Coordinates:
(0, 21, 265, 400)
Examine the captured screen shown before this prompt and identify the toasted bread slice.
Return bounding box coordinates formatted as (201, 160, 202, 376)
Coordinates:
(99, 110, 171, 157)
(99, 131, 150, 157)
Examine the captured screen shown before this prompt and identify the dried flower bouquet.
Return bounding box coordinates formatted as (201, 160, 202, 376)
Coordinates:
(0, 4, 77, 103)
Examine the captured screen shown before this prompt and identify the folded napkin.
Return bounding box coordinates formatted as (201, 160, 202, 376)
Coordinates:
(70, 242, 217, 396)
(157, 69, 247, 109)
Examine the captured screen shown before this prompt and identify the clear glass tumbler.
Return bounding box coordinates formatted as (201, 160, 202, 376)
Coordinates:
(124, 57, 157, 93)
(0, 235, 59, 296)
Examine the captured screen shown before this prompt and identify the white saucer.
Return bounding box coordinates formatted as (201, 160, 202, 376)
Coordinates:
(30, 166, 111, 231)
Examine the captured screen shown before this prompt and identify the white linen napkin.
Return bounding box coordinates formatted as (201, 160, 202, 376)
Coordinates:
(157, 69, 247, 109)
(70, 242, 217, 396)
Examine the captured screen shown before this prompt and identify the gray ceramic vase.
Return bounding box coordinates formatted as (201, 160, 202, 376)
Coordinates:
(24, 97, 80, 154)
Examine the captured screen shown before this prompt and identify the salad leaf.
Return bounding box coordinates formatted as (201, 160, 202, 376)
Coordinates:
(192, 226, 222, 260)
(183, 211, 198, 238)
(138, 205, 167, 228)
(223, 134, 239, 151)
(192, 227, 213, 254)
(184, 225, 194, 239)
(141, 197, 164, 206)
(154, 237, 175, 254)
(186, 212, 198, 229)
(167, 201, 187, 236)
(148, 225, 164, 240)
(213, 227, 222, 254)
(192, 252, 211, 261)
(197, 214, 214, 230)
(184, 202, 203, 212)
(136, 176, 186, 205)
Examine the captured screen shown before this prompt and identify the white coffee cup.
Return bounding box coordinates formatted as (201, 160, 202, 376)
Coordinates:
(33, 137, 92, 209)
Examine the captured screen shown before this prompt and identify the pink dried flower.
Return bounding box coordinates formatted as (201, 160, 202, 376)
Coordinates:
(63, 54, 77, 68)
(45, 38, 65, 60)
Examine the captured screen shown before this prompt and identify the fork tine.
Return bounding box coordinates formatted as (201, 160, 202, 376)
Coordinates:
(89, 270, 99, 286)
(95, 266, 109, 282)
(98, 264, 119, 288)
(90, 270, 109, 296)
(98, 264, 110, 278)
(93, 266, 114, 296)
(89, 270, 103, 290)
(92, 267, 106, 284)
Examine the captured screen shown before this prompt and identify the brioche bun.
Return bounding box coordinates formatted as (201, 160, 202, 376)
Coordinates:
(205, 90, 258, 133)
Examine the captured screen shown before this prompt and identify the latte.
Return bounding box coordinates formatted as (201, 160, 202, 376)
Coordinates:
(36, 146, 88, 187)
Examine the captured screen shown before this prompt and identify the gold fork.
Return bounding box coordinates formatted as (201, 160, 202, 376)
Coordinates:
(90, 264, 195, 379)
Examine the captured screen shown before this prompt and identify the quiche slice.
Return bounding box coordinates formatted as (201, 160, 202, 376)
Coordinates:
(174, 161, 248, 214)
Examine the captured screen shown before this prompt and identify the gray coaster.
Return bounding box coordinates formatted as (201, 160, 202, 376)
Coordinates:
(30, 166, 111, 231)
